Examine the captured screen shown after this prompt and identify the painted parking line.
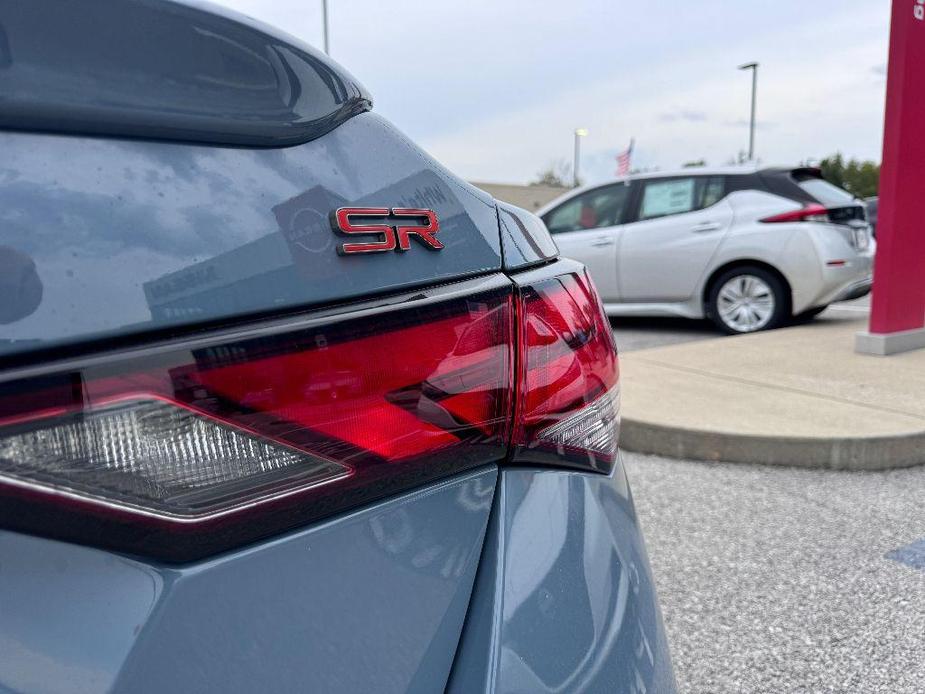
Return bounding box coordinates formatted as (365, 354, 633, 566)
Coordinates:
(886, 538, 925, 570)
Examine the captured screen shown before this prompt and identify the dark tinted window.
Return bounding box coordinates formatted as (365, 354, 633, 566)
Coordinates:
(0, 0, 370, 147)
(725, 173, 766, 195)
(543, 184, 631, 234)
(638, 176, 725, 221)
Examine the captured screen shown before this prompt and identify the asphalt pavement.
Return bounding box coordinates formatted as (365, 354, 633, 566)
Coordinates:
(625, 451, 925, 694)
(612, 296, 871, 352)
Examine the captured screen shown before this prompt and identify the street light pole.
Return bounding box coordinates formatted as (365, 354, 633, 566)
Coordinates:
(322, 0, 330, 55)
(738, 62, 758, 160)
(573, 128, 588, 187)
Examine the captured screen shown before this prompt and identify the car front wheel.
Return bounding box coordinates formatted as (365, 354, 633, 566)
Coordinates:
(708, 267, 788, 334)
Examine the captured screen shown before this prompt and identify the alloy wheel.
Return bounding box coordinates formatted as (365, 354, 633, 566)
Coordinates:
(716, 274, 776, 333)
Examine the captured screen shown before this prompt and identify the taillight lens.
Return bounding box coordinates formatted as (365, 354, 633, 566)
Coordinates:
(0, 397, 348, 517)
(760, 204, 830, 223)
(0, 264, 620, 560)
(0, 279, 515, 560)
(511, 267, 620, 472)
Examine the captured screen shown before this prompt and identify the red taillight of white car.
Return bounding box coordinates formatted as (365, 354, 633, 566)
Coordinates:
(760, 204, 830, 223)
(0, 263, 618, 560)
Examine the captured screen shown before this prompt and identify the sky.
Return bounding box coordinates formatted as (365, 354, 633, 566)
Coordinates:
(215, 0, 891, 185)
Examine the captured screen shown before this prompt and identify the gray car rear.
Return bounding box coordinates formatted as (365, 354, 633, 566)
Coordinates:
(0, 2, 675, 692)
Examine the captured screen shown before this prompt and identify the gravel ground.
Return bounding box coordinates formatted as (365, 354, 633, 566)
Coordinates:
(623, 451, 925, 694)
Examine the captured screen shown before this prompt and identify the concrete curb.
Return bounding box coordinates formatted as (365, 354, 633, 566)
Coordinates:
(620, 417, 925, 471)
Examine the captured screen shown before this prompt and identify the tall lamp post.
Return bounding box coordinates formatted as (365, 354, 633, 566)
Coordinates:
(738, 62, 758, 160)
(573, 128, 588, 187)
(322, 0, 330, 54)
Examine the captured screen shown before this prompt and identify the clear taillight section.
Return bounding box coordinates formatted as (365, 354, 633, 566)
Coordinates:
(535, 386, 620, 461)
(512, 268, 620, 472)
(0, 264, 620, 560)
(0, 398, 348, 516)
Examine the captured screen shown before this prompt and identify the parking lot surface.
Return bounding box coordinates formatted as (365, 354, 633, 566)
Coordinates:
(613, 297, 871, 352)
(625, 451, 925, 694)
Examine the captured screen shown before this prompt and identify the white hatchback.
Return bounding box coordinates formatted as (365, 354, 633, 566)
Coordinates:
(537, 166, 874, 334)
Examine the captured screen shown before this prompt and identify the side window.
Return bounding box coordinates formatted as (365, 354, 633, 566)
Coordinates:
(702, 176, 726, 208)
(640, 178, 696, 220)
(543, 184, 631, 234)
(638, 176, 726, 221)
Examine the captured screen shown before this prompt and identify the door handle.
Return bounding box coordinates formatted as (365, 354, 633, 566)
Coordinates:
(691, 221, 721, 233)
(590, 237, 614, 247)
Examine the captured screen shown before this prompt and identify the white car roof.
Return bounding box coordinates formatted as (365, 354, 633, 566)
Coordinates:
(535, 164, 772, 217)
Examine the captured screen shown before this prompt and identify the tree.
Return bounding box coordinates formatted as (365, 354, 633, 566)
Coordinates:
(683, 159, 706, 168)
(531, 160, 574, 188)
(819, 154, 879, 198)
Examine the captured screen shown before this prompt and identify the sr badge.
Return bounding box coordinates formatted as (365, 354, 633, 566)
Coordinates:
(331, 207, 442, 255)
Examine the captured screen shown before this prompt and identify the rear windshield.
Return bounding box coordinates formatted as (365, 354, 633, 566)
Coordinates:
(794, 176, 857, 207)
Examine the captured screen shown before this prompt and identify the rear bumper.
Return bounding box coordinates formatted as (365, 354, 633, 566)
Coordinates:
(832, 275, 873, 302)
(803, 229, 875, 310)
(811, 263, 873, 308)
(0, 460, 675, 693)
(0, 469, 496, 694)
(447, 457, 677, 693)
(783, 223, 874, 313)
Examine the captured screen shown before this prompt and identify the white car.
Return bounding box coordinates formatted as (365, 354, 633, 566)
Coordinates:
(537, 166, 874, 334)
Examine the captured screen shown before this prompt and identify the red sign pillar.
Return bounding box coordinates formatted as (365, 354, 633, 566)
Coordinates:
(858, 0, 925, 354)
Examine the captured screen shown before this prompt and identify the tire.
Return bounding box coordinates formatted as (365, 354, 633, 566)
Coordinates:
(707, 266, 789, 335)
(793, 305, 828, 324)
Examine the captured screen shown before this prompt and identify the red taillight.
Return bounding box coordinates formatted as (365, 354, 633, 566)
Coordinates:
(760, 204, 829, 223)
(511, 268, 620, 472)
(0, 264, 619, 560)
(0, 280, 515, 559)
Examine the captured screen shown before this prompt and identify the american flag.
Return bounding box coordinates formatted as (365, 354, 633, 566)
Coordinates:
(615, 139, 635, 177)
